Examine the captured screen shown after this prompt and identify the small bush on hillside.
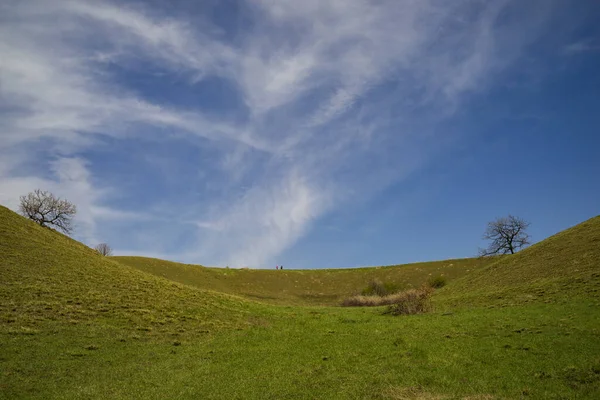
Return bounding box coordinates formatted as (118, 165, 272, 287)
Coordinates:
(342, 286, 433, 315)
(94, 243, 113, 256)
(428, 275, 447, 289)
(361, 279, 401, 296)
(385, 286, 434, 315)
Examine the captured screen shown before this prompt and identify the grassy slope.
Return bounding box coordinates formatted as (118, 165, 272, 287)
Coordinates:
(114, 256, 497, 306)
(435, 216, 600, 308)
(0, 206, 259, 340)
(2, 206, 600, 399)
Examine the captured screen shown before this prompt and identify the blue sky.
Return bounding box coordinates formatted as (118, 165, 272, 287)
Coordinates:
(1, 0, 599, 269)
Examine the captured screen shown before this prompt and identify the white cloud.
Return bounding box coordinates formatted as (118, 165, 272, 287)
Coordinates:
(0, 0, 566, 267)
(0, 1, 266, 152)
(189, 171, 332, 267)
(89, 206, 152, 222)
(67, 0, 237, 76)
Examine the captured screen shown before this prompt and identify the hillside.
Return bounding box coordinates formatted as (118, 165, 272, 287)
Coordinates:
(435, 215, 600, 307)
(0, 206, 256, 340)
(115, 217, 600, 308)
(2, 205, 600, 399)
(114, 256, 497, 306)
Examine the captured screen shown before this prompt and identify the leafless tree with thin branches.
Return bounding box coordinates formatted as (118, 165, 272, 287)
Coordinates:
(479, 215, 531, 256)
(94, 243, 113, 256)
(19, 189, 77, 235)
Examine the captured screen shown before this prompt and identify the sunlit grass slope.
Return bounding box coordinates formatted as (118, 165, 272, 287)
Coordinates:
(115, 216, 600, 308)
(114, 256, 497, 306)
(0, 206, 257, 340)
(2, 205, 600, 399)
(435, 215, 600, 308)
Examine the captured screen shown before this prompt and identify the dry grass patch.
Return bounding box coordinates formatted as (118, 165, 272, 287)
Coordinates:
(384, 386, 497, 400)
(341, 294, 396, 307)
(385, 286, 433, 315)
(342, 286, 433, 315)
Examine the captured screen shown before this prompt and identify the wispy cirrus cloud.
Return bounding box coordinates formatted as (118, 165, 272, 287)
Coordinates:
(563, 40, 600, 55)
(0, 0, 573, 267)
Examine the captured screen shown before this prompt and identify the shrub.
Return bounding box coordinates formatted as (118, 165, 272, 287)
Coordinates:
(361, 279, 386, 296)
(94, 243, 113, 256)
(341, 295, 409, 307)
(342, 286, 434, 315)
(428, 275, 447, 289)
(385, 286, 433, 315)
(361, 279, 402, 296)
(341, 295, 382, 307)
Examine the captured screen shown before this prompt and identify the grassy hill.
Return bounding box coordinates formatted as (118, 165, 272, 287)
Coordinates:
(116, 216, 600, 309)
(114, 255, 497, 306)
(2, 205, 600, 399)
(435, 216, 600, 308)
(0, 206, 258, 340)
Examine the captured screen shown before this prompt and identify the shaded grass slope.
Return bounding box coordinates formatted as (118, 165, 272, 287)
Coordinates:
(0, 206, 256, 341)
(114, 256, 497, 306)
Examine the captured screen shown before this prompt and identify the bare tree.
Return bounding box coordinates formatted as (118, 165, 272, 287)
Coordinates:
(479, 215, 531, 256)
(19, 189, 77, 234)
(94, 243, 113, 256)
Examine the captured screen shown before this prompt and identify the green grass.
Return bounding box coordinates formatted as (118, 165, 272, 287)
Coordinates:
(3, 301, 599, 399)
(434, 216, 600, 309)
(1, 205, 600, 399)
(114, 255, 496, 306)
(0, 206, 260, 340)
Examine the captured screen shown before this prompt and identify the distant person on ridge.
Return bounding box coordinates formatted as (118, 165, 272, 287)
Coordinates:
(276, 265, 279, 270)
(280, 265, 283, 270)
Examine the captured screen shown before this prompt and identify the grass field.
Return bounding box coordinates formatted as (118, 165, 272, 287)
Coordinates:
(1, 205, 599, 399)
(113, 255, 498, 306)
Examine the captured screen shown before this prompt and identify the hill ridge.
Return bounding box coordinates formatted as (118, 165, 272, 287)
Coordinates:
(0, 206, 256, 340)
(435, 215, 600, 307)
